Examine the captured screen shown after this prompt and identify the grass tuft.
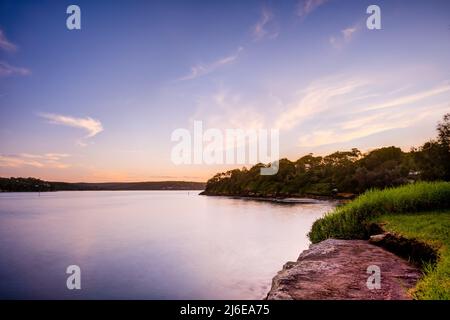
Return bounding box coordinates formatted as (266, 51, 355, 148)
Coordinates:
(308, 181, 450, 243)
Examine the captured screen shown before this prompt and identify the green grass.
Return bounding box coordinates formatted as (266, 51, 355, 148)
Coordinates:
(309, 181, 450, 243)
(376, 212, 450, 300)
(307, 181, 450, 300)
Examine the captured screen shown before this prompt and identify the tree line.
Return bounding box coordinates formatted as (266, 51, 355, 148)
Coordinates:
(0, 178, 205, 192)
(202, 113, 450, 198)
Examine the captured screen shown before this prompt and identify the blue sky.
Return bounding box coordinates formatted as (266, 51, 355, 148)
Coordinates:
(1, 0, 450, 182)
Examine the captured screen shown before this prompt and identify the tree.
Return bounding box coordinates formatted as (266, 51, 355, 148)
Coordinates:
(412, 114, 450, 181)
(202, 114, 450, 197)
(437, 113, 450, 150)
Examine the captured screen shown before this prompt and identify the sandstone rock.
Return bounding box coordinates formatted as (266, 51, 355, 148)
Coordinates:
(369, 233, 388, 244)
(266, 239, 421, 300)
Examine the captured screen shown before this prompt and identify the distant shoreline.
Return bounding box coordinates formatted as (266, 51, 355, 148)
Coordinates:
(0, 177, 206, 192)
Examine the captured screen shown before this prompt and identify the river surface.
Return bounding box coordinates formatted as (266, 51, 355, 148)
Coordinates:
(0, 191, 335, 299)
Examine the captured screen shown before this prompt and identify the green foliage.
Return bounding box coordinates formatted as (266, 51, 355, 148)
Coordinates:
(203, 114, 450, 198)
(437, 113, 450, 148)
(378, 212, 450, 300)
(411, 113, 450, 181)
(0, 177, 54, 192)
(203, 146, 412, 197)
(308, 182, 450, 243)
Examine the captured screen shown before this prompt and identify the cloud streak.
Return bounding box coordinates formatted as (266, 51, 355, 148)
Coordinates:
(191, 87, 265, 131)
(0, 61, 30, 77)
(297, 0, 329, 18)
(39, 113, 103, 138)
(329, 25, 358, 49)
(178, 47, 243, 81)
(275, 78, 367, 130)
(298, 102, 450, 147)
(361, 84, 450, 112)
(0, 153, 70, 168)
(252, 7, 278, 41)
(273, 74, 450, 148)
(0, 29, 17, 52)
(0, 30, 29, 78)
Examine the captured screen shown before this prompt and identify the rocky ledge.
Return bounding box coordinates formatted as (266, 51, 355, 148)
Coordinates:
(266, 239, 421, 300)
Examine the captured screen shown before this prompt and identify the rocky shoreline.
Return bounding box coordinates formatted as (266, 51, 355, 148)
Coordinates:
(199, 192, 351, 204)
(266, 239, 421, 300)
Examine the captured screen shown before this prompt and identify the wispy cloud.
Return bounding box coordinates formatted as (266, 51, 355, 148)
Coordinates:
(0, 61, 30, 77)
(252, 7, 278, 41)
(329, 25, 358, 49)
(191, 87, 265, 130)
(275, 77, 367, 130)
(272, 72, 450, 149)
(298, 102, 450, 147)
(297, 0, 329, 18)
(0, 153, 70, 168)
(178, 47, 243, 81)
(0, 30, 29, 78)
(361, 84, 450, 112)
(188, 87, 267, 159)
(275, 75, 450, 148)
(39, 113, 103, 139)
(0, 29, 17, 52)
(342, 27, 357, 41)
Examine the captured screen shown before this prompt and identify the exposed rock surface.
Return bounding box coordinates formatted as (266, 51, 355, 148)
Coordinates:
(266, 239, 421, 300)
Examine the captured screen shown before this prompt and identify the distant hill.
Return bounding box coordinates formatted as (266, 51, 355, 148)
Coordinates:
(0, 177, 205, 192)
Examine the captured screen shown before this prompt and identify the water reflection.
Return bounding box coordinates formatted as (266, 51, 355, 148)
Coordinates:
(0, 191, 335, 299)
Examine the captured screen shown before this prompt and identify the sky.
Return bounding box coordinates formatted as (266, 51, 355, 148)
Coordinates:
(0, 0, 450, 182)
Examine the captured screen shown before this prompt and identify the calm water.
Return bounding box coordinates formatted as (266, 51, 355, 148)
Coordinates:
(0, 191, 335, 299)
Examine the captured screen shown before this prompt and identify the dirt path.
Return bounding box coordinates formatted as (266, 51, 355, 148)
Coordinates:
(266, 239, 421, 300)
